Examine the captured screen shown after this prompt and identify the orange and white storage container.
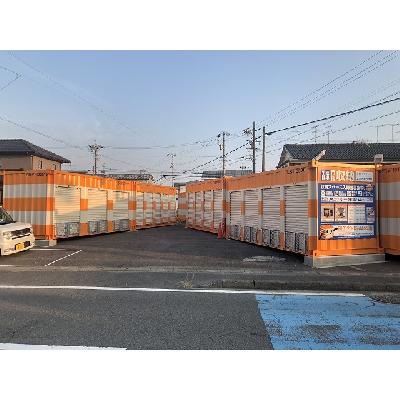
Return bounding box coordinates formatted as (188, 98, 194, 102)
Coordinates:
(3, 170, 176, 239)
(177, 186, 187, 223)
(378, 163, 400, 255)
(186, 178, 224, 233)
(186, 162, 382, 260)
(135, 182, 176, 229)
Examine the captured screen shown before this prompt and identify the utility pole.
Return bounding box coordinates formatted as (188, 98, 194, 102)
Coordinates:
(218, 131, 230, 177)
(252, 121, 256, 173)
(88, 140, 104, 175)
(313, 126, 318, 143)
(326, 124, 331, 144)
(262, 126, 266, 172)
(167, 153, 176, 186)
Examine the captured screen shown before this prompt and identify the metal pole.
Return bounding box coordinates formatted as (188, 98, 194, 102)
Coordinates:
(392, 124, 395, 142)
(167, 153, 176, 186)
(376, 126, 379, 143)
(262, 126, 266, 172)
(222, 131, 226, 177)
(252, 121, 256, 173)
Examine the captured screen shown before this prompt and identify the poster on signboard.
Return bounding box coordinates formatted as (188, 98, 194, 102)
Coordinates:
(334, 204, 347, 222)
(318, 170, 376, 240)
(321, 204, 335, 222)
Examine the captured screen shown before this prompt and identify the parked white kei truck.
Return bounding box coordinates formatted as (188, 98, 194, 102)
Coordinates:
(0, 206, 35, 255)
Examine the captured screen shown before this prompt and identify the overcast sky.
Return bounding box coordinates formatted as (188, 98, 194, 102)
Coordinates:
(0, 50, 400, 182)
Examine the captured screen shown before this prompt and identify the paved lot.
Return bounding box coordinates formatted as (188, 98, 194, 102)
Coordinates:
(0, 225, 399, 349)
(0, 224, 399, 292)
(0, 225, 304, 270)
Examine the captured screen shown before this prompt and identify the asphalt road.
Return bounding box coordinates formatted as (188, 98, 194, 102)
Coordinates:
(0, 225, 399, 349)
(0, 288, 271, 349)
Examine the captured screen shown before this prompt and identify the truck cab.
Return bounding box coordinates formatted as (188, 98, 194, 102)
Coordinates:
(0, 207, 35, 255)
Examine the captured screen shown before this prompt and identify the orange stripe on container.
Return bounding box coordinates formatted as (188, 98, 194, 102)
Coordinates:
(308, 236, 382, 256)
(3, 197, 54, 211)
(223, 200, 229, 212)
(279, 232, 285, 249)
(378, 165, 400, 183)
(186, 178, 223, 193)
(129, 200, 136, 210)
(225, 164, 312, 191)
(80, 223, 88, 236)
(240, 201, 245, 215)
(4, 172, 51, 185)
(107, 221, 114, 232)
(31, 224, 55, 240)
(258, 201, 263, 215)
(315, 237, 381, 255)
(107, 200, 113, 210)
(380, 234, 400, 254)
(280, 200, 285, 216)
(80, 198, 88, 211)
(379, 200, 400, 217)
(308, 199, 318, 217)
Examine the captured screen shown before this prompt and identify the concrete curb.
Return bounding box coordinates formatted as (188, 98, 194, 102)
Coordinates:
(208, 279, 400, 292)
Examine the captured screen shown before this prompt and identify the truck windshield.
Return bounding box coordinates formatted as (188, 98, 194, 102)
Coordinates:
(0, 207, 14, 224)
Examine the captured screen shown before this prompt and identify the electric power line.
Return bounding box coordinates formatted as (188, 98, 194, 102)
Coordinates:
(185, 96, 400, 173)
(0, 65, 21, 92)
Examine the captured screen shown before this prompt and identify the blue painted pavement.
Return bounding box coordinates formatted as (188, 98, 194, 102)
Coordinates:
(256, 294, 400, 350)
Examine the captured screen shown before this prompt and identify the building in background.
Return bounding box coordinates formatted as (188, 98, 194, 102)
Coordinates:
(277, 142, 400, 168)
(106, 172, 154, 183)
(0, 139, 70, 171)
(201, 169, 252, 179)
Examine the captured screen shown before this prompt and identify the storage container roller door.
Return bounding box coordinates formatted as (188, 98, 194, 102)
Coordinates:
(213, 190, 223, 229)
(169, 194, 176, 219)
(145, 192, 153, 223)
(285, 185, 308, 233)
(87, 189, 107, 233)
(87, 189, 107, 221)
(153, 193, 161, 223)
(229, 191, 242, 226)
(54, 186, 81, 237)
(113, 191, 129, 220)
(203, 190, 212, 228)
(136, 192, 144, 227)
(161, 194, 169, 222)
(187, 193, 195, 224)
(195, 192, 202, 226)
(244, 190, 258, 228)
(262, 187, 280, 230)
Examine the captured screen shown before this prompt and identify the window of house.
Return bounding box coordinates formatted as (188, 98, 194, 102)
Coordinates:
(39, 160, 43, 169)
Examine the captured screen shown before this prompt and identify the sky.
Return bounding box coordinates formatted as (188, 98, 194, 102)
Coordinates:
(0, 50, 400, 183)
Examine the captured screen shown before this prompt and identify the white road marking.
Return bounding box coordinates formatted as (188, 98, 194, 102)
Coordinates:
(0, 285, 364, 296)
(45, 250, 82, 266)
(31, 248, 67, 251)
(0, 342, 126, 350)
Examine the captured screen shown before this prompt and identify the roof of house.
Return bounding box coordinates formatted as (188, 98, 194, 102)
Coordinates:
(0, 139, 70, 163)
(277, 142, 400, 168)
(201, 169, 252, 179)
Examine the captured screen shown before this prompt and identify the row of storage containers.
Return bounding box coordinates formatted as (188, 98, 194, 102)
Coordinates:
(135, 182, 176, 229)
(2, 170, 176, 240)
(186, 161, 382, 258)
(177, 186, 187, 222)
(186, 178, 224, 233)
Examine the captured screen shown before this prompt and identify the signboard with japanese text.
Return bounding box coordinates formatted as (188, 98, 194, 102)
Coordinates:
(318, 168, 376, 240)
